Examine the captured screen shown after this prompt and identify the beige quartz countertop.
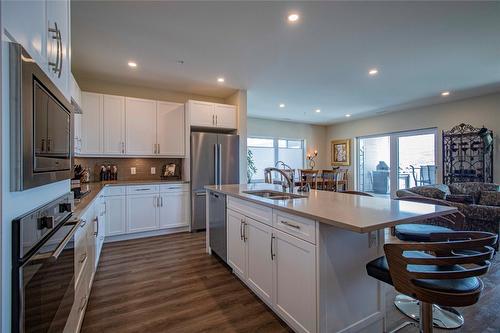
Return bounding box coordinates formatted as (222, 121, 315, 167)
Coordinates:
(72, 180, 189, 220)
(205, 184, 457, 233)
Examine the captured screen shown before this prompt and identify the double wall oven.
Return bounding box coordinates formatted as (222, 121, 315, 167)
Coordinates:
(12, 193, 76, 333)
(10, 42, 72, 191)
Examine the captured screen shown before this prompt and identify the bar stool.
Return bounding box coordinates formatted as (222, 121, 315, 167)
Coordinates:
(366, 231, 497, 333)
(394, 196, 467, 329)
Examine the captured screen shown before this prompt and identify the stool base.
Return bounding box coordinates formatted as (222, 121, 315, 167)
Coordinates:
(394, 294, 464, 329)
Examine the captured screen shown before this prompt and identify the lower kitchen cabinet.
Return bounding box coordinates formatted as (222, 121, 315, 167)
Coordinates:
(227, 210, 247, 277)
(159, 191, 190, 228)
(105, 195, 127, 236)
(226, 208, 317, 333)
(127, 193, 159, 233)
(273, 229, 317, 333)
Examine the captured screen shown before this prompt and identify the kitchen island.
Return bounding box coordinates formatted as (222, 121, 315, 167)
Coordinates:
(205, 184, 457, 333)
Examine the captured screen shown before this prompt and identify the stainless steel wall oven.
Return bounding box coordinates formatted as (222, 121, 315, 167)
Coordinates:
(10, 42, 72, 191)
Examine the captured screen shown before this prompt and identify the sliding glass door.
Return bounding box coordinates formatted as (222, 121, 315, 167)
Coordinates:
(357, 129, 437, 197)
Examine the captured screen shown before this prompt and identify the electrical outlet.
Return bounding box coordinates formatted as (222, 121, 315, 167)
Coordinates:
(130, 167, 136, 175)
(151, 167, 156, 175)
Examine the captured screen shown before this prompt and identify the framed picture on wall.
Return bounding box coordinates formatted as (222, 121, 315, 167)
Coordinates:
(331, 139, 351, 166)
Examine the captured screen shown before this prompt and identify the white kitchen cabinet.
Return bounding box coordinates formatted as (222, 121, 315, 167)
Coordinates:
(188, 100, 215, 127)
(46, 0, 70, 99)
(157, 101, 185, 156)
(74, 113, 82, 154)
(125, 97, 157, 155)
(94, 198, 106, 269)
(227, 210, 247, 278)
(158, 191, 190, 228)
(214, 103, 237, 129)
(81, 92, 103, 154)
(245, 217, 274, 305)
(105, 195, 127, 236)
(127, 194, 159, 233)
(103, 95, 126, 155)
(273, 229, 317, 333)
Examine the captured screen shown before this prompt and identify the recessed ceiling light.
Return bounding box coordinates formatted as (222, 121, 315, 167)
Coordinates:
(345, 114, 351, 117)
(287, 13, 300, 22)
(441, 91, 450, 96)
(128, 61, 137, 68)
(279, 103, 286, 108)
(368, 68, 378, 76)
(217, 77, 225, 83)
(315, 109, 321, 113)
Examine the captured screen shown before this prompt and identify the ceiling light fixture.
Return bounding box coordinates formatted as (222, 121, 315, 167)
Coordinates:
(368, 68, 378, 76)
(217, 77, 225, 83)
(345, 114, 351, 117)
(279, 103, 286, 108)
(441, 91, 450, 96)
(128, 61, 137, 68)
(287, 13, 300, 22)
(315, 109, 321, 113)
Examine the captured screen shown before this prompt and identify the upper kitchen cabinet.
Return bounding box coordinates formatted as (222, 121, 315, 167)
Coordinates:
(188, 100, 237, 130)
(125, 97, 157, 155)
(157, 101, 185, 156)
(81, 92, 103, 154)
(103, 95, 126, 155)
(3, 0, 71, 99)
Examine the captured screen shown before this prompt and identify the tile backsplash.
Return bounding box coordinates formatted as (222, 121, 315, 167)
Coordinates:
(74, 157, 183, 182)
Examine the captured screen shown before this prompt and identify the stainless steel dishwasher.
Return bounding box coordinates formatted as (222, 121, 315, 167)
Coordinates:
(209, 191, 227, 263)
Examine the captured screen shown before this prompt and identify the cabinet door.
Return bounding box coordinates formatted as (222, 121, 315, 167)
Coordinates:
(127, 194, 159, 233)
(95, 199, 106, 269)
(246, 218, 274, 305)
(103, 95, 125, 154)
(189, 100, 215, 127)
(226, 210, 246, 278)
(159, 192, 189, 229)
(125, 98, 157, 155)
(214, 104, 237, 129)
(85, 210, 97, 291)
(3, 1, 47, 68)
(157, 101, 185, 156)
(105, 196, 127, 236)
(81, 92, 103, 154)
(46, 0, 70, 99)
(273, 229, 317, 333)
(74, 113, 82, 154)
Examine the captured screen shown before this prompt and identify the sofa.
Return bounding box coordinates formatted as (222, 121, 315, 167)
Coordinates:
(396, 182, 500, 247)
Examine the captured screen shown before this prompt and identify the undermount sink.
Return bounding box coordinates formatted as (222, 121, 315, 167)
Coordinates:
(243, 190, 307, 200)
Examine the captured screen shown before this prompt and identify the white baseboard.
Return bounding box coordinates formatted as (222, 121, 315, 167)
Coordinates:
(104, 226, 190, 243)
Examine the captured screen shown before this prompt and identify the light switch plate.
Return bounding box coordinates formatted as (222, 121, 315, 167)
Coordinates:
(130, 167, 136, 175)
(151, 167, 156, 175)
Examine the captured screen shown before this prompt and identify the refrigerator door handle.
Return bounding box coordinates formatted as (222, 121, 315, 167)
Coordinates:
(217, 144, 222, 185)
(214, 144, 219, 185)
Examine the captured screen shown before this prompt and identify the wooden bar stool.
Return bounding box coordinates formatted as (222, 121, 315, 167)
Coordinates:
(367, 231, 497, 333)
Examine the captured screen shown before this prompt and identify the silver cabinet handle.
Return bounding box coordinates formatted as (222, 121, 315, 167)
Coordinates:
(161, 196, 163, 207)
(216, 115, 218, 126)
(281, 220, 301, 229)
(79, 253, 87, 264)
(48, 22, 62, 77)
(41, 139, 45, 152)
(79, 296, 87, 312)
(158, 143, 160, 154)
(135, 188, 150, 191)
(94, 216, 99, 236)
(212, 114, 215, 125)
(242, 221, 247, 242)
(240, 219, 244, 240)
(271, 233, 276, 260)
(121, 141, 125, 154)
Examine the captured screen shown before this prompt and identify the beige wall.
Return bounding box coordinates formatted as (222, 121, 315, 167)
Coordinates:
(326, 92, 500, 187)
(77, 77, 227, 104)
(248, 118, 328, 170)
(226, 90, 248, 183)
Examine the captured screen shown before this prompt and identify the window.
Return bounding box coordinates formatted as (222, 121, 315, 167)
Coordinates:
(247, 137, 305, 182)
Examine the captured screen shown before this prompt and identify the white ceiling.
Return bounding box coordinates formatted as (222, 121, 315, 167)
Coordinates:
(72, 1, 500, 125)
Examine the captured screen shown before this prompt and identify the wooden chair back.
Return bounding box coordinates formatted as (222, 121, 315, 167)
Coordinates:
(321, 170, 336, 191)
(395, 196, 465, 227)
(335, 169, 348, 191)
(300, 169, 319, 189)
(341, 190, 373, 197)
(384, 231, 497, 307)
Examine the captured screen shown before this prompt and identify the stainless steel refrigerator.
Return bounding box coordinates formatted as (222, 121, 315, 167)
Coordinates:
(191, 132, 239, 232)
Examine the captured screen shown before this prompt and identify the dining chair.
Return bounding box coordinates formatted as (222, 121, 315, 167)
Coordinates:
(300, 169, 319, 190)
(321, 170, 336, 191)
(335, 169, 348, 191)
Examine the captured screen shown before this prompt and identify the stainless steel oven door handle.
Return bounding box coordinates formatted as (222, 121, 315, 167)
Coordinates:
(50, 222, 79, 261)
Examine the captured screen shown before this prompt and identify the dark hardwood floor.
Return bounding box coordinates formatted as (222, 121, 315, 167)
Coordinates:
(81, 232, 292, 333)
(82, 232, 499, 333)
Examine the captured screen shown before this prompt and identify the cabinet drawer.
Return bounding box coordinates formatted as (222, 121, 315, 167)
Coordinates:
(159, 183, 189, 193)
(126, 185, 159, 195)
(273, 210, 316, 244)
(227, 196, 272, 226)
(104, 185, 126, 196)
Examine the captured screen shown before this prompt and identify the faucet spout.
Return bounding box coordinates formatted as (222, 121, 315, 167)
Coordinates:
(264, 167, 295, 193)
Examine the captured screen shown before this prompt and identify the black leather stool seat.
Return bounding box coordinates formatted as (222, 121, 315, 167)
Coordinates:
(395, 224, 453, 242)
(366, 251, 481, 294)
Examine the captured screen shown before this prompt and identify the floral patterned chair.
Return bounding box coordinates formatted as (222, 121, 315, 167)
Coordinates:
(396, 182, 500, 248)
